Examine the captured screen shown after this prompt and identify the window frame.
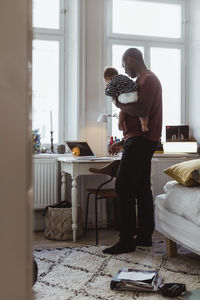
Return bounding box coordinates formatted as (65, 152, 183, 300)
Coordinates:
(108, 0, 186, 42)
(32, 0, 66, 146)
(106, 0, 186, 140)
(33, 0, 65, 35)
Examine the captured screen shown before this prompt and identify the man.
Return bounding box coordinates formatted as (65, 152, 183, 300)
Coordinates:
(103, 48, 162, 255)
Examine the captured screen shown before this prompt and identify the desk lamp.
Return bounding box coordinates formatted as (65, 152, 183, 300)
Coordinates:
(97, 113, 118, 123)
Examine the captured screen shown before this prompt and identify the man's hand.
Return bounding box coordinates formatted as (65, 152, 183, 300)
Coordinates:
(108, 140, 123, 155)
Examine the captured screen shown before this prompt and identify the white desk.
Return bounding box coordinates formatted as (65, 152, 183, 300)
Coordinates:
(57, 157, 119, 242)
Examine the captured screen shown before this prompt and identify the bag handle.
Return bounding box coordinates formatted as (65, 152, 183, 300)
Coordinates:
(42, 200, 71, 216)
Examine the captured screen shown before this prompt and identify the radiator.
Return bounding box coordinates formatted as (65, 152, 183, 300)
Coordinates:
(33, 158, 58, 209)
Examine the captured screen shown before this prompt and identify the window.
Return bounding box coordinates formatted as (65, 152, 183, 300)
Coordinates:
(112, 0, 182, 38)
(32, 0, 65, 145)
(33, 0, 60, 29)
(107, 0, 185, 141)
(150, 47, 182, 126)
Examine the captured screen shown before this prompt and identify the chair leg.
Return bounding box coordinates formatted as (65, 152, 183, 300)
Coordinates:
(95, 195, 99, 245)
(85, 192, 91, 232)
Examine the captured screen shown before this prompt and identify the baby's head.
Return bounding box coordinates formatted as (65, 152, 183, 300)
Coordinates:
(104, 67, 118, 85)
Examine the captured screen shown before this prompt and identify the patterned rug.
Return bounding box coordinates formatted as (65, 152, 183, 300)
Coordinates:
(33, 238, 200, 300)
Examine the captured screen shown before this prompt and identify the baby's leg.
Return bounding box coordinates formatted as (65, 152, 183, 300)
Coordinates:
(140, 116, 149, 132)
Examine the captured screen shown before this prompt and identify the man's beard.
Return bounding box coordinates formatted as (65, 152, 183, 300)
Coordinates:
(131, 72, 137, 79)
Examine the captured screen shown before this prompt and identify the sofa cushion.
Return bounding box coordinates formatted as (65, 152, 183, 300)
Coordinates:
(192, 167, 200, 183)
(163, 181, 178, 193)
(164, 183, 200, 226)
(164, 159, 200, 186)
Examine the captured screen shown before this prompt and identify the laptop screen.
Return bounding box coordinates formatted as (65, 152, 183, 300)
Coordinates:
(65, 141, 95, 157)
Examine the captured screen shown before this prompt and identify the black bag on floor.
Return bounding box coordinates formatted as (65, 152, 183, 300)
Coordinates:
(43, 201, 83, 241)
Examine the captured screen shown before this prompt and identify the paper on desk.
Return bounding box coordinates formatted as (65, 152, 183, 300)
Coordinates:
(117, 271, 155, 281)
(74, 156, 119, 161)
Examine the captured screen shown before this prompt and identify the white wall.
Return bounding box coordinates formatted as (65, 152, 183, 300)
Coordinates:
(65, 0, 80, 140)
(188, 0, 200, 143)
(85, 0, 108, 156)
(0, 1, 32, 299)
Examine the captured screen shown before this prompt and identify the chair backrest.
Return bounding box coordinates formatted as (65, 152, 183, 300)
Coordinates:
(89, 160, 120, 178)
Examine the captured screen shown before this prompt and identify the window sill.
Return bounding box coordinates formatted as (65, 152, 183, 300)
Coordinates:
(33, 153, 72, 159)
(153, 153, 199, 159)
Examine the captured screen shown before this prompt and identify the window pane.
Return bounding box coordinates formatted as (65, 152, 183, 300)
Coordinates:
(112, 0, 181, 38)
(111, 45, 144, 139)
(33, 0, 60, 29)
(32, 40, 59, 144)
(150, 47, 181, 140)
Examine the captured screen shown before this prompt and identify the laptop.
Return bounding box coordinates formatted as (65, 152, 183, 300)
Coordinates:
(65, 141, 96, 159)
(65, 141, 120, 161)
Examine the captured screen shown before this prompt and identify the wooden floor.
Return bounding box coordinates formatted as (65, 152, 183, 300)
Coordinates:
(33, 228, 119, 249)
(33, 228, 166, 250)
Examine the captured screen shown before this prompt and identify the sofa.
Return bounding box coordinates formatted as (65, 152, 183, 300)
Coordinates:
(155, 158, 200, 257)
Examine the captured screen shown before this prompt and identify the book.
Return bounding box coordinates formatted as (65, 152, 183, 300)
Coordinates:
(110, 268, 163, 292)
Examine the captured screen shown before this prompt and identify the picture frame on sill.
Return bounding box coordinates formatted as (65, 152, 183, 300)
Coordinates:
(166, 125, 189, 142)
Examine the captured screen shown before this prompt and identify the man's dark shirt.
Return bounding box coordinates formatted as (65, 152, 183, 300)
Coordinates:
(120, 70, 162, 142)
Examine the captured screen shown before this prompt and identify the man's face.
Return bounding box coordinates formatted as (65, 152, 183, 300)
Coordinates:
(122, 57, 137, 79)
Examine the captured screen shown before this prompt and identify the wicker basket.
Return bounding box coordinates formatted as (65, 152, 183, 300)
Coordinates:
(44, 206, 83, 241)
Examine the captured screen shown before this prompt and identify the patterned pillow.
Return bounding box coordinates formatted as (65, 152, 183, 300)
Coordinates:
(192, 167, 200, 183)
(164, 159, 200, 186)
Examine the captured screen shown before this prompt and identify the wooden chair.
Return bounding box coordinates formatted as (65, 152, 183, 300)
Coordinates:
(85, 160, 120, 245)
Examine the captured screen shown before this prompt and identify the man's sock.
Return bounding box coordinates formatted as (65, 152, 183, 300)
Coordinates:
(103, 240, 136, 255)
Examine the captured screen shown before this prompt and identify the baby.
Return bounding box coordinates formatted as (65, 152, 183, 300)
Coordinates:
(104, 67, 149, 132)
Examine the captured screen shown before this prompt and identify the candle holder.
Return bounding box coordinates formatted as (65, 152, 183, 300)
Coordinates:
(50, 131, 55, 153)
